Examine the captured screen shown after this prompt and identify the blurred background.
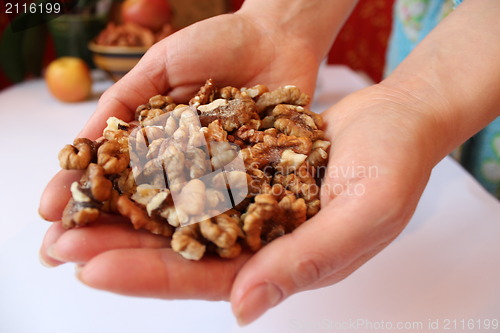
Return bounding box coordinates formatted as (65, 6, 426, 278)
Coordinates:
(0, 0, 394, 89)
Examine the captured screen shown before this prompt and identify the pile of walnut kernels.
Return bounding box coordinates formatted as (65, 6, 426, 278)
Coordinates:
(58, 80, 330, 260)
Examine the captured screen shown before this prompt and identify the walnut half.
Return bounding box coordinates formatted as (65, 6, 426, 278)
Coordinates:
(54, 80, 330, 261)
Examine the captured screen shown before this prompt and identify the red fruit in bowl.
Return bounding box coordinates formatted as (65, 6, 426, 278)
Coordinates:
(121, 0, 171, 32)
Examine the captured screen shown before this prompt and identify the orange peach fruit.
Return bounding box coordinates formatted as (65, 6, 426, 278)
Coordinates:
(45, 57, 92, 103)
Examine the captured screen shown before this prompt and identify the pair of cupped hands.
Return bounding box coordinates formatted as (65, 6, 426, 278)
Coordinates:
(39, 13, 437, 325)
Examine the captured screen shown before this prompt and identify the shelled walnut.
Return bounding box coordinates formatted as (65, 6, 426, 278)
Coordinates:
(95, 22, 174, 48)
(56, 80, 330, 260)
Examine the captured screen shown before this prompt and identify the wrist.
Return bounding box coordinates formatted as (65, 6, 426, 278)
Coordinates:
(379, 74, 456, 165)
(236, 0, 357, 62)
(327, 81, 451, 170)
(380, 0, 500, 164)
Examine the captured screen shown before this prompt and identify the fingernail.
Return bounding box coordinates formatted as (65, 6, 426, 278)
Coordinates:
(47, 244, 64, 262)
(39, 252, 57, 268)
(38, 209, 49, 221)
(236, 283, 282, 326)
(75, 264, 93, 287)
(75, 264, 84, 277)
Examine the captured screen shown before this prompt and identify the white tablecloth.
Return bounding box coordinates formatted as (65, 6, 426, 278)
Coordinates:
(0, 66, 499, 333)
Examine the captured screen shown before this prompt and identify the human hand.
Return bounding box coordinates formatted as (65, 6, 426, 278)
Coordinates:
(38, 10, 322, 231)
(226, 82, 446, 323)
(39, 76, 444, 324)
(41, 0, 500, 324)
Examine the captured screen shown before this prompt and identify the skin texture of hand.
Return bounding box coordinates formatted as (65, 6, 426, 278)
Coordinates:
(38, 0, 500, 326)
(39, 0, 358, 262)
(39, 7, 328, 320)
(39, 81, 437, 324)
(39, 11, 322, 229)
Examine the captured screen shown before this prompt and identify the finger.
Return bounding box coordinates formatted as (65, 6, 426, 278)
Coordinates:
(39, 222, 67, 267)
(166, 83, 207, 104)
(77, 248, 251, 300)
(307, 238, 395, 291)
(78, 43, 170, 139)
(46, 219, 170, 264)
(230, 179, 415, 326)
(39, 169, 84, 222)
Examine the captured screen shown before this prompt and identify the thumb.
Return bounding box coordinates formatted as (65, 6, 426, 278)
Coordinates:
(230, 182, 413, 325)
(78, 41, 171, 139)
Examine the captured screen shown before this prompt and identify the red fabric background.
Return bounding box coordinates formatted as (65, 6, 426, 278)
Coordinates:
(329, 0, 394, 82)
(232, 0, 394, 82)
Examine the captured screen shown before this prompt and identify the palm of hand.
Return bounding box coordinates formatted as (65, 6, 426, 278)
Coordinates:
(77, 13, 321, 140)
(39, 14, 434, 323)
(39, 11, 321, 236)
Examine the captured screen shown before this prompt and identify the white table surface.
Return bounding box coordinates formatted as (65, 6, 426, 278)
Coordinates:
(0, 66, 499, 333)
